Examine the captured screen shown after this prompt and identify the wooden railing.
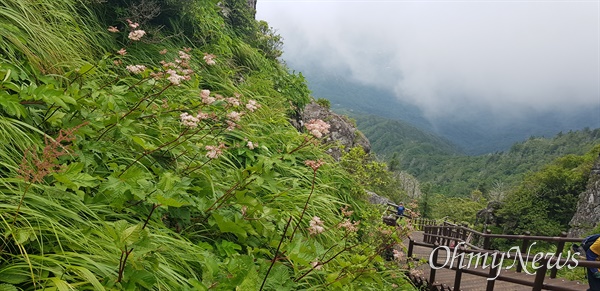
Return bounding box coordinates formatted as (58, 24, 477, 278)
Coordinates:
(408, 224, 600, 291)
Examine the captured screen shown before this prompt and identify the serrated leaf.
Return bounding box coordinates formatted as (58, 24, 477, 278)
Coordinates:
(212, 213, 247, 239)
(120, 224, 145, 245)
(0, 284, 17, 291)
(155, 195, 187, 207)
(78, 63, 96, 75)
(0, 93, 26, 118)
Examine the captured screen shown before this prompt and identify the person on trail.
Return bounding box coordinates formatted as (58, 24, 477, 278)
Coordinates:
(396, 203, 405, 217)
(580, 234, 600, 291)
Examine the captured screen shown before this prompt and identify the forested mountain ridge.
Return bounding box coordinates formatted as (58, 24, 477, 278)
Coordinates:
(342, 111, 462, 157)
(349, 113, 600, 197)
(0, 1, 414, 290)
(291, 62, 600, 155)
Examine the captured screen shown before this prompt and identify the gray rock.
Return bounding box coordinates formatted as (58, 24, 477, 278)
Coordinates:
(568, 154, 600, 237)
(365, 190, 394, 206)
(297, 101, 371, 160)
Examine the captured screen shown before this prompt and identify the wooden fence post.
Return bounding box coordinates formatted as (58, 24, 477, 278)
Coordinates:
(429, 242, 440, 291)
(532, 259, 548, 291)
(550, 232, 567, 279)
(516, 231, 530, 273)
(453, 246, 464, 291)
(483, 229, 492, 250)
(485, 251, 500, 291)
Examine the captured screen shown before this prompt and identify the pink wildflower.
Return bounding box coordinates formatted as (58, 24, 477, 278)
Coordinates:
(166, 69, 186, 85)
(304, 159, 325, 171)
(341, 205, 354, 217)
(159, 49, 168, 55)
(196, 112, 209, 120)
(226, 120, 238, 131)
(205, 143, 226, 159)
(337, 219, 360, 232)
(200, 89, 210, 99)
(117, 48, 127, 56)
(108, 26, 119, 33)
(128, 30, 146, 41)
(247, 141, 256, 150)
(227, 111, 243, 122)
(178, 51, 191, 60)
(246, 99, 261, 112)
(180, 112, 200, 128)
(201, 91, 216, 104)
(311, 260, 322, 270)
(308, 216, 325, 235)
(126, 64, 146, 74)
(305, 119, 330, 138)
(226, 97, 240, 107)
(203, 53, 216, 65)
(126, 19, 139, 29)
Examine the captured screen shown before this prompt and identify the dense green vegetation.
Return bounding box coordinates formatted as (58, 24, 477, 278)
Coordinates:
(0, 1, 415, 290)
(346, 112, 461, 158)
(357, 113, 600, 197)
(497, 146, 600, 236)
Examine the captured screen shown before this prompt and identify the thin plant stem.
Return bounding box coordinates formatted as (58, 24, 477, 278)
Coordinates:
(260, 216, 292, 291)
(289, 169, 317, 240)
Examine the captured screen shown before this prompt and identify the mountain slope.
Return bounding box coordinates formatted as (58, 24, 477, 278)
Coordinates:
(291, 62, 600, 155)
(0, 1, 413, 290)
(340, 111, 461, 157)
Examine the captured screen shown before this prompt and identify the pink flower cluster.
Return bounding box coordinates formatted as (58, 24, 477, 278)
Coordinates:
(203, 53, 216, 65)
(126, 64, 146, 74)
(155, 47, 195, 85)
(337, 219, 360, 233)
(308, 216, 325, 235)
(245, 99, 260, 112)
(340, 205, 354, 217)
(205, 143, 226, 159)
(304, 159, 325, 171)
(393, 249, 403, 261)
(311, 260, 322, 270)
(305, 119, 330, 138)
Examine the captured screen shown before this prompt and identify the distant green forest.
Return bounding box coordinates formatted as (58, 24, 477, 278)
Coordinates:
(348, 113, 600, 197)
(292, 62, 600, 155)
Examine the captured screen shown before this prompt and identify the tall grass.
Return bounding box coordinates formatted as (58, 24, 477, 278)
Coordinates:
(0, 0, 108, 73)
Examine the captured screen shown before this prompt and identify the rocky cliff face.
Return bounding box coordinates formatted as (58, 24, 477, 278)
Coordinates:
(568, 154, 600, 237)
(296, 101, 371, 161)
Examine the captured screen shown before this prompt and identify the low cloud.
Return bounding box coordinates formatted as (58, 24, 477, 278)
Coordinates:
(257, 1, 599, 120)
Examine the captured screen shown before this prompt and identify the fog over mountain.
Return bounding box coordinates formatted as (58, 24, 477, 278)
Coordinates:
(256, 1, 600, 154)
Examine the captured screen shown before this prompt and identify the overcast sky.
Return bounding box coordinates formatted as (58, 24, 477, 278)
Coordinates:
(256, 0, 600, 120)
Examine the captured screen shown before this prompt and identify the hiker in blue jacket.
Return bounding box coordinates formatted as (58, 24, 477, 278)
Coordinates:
(396, 203, 405, 217)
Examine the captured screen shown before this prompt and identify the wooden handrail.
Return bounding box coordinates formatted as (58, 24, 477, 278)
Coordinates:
(408, 223, 600, 291)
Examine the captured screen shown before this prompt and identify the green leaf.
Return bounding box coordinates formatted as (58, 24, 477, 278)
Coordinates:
(0, 268, 29, 284)
(212, 213, 247, 239)
(120, 224, 145, 246)
(155, 194, 187, 207)
(78, 63, 96, 75)
(0, 284, 17, 291)
(216, 240, 242, 257)
(70, 266, 104, 291)
(49, 277, 72, 291)
(0, 92, 26, 118)
(53, 163, 99, 191)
